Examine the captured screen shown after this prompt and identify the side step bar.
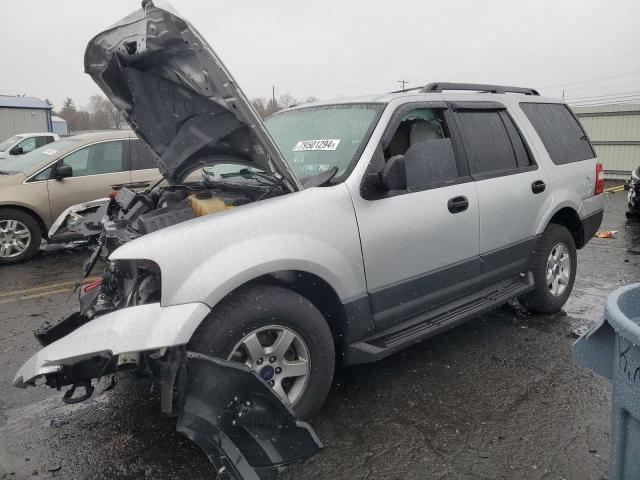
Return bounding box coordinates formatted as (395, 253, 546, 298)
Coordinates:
(344, 273, 534, 365)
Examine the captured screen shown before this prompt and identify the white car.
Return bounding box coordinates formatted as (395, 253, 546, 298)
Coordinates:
(0, 132, 59, 162)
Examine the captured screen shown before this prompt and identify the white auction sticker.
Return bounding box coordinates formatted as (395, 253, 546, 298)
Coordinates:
(293, 139, 340, 151)
(42, 149, 58, 155)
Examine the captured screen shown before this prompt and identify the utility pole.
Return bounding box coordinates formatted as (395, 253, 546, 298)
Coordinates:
(272, 85, 276, 104)
(562, 89, 565, 100)
(397, 80, 409, 92)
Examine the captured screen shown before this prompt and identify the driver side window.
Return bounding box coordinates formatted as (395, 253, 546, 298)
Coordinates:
(362, 107, 462, 199)
(385, 108, 447, 159)
(16, 137, 37, 154)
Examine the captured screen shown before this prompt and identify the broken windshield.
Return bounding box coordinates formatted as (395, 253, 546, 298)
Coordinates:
(265, 103, 384, 179)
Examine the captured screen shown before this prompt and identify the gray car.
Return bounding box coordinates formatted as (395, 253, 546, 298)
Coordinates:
(14, 1, 604, 475)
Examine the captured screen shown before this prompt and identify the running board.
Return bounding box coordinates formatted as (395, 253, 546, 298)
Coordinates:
(344, 273, 534, 365)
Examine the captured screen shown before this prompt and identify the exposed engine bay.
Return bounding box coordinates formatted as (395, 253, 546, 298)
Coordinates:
(37, 168, 288, 346)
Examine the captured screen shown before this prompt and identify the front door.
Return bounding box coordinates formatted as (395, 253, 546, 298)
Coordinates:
(351, 105, 480, 331)
(47, 139, 131, 221)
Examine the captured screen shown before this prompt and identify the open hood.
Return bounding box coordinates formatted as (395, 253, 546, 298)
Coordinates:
(84, 0, 301, 189)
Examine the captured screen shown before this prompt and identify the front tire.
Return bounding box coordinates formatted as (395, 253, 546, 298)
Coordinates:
(0, 209, 41, 264)
(188, 283, 335, 420)
(520, 223, 577, 313)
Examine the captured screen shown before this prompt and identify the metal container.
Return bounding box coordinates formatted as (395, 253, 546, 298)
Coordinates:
(573, 283, 640, 479)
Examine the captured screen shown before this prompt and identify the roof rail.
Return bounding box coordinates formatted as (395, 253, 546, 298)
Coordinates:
(420, 82, 539, 96)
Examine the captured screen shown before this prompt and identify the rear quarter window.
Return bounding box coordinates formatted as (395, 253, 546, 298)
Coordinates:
(520, 103, 595, 165)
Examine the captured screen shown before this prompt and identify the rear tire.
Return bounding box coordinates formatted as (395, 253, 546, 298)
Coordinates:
(520, 223, 577, 313)
(0, 208, 41, 264)
(188, 283, 335, 420)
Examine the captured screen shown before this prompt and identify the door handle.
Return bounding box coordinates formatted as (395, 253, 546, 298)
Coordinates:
(447, 195, 469, 214)
(531, 180, 546, 194)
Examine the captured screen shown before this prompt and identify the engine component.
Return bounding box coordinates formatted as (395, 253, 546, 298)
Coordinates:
(188, 191, 227, 217)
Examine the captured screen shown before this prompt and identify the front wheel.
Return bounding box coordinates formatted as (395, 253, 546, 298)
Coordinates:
(188, 284, 335, 420)
(520, 223, 577, 313)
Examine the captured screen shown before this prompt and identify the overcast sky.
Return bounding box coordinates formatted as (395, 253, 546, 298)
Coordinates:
(1, 0, 639, 111)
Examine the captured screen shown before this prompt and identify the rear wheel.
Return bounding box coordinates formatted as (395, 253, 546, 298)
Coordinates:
(188, 284, 335, 419)
(520, 223, 577, 313)
(0, 209, 41, 264)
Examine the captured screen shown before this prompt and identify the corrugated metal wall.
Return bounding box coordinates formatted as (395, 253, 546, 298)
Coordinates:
(573, 104, 640, 180)
(0, 108, 49, 140)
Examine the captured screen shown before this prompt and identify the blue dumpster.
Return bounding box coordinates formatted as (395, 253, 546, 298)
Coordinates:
(573, 283, 640, 480)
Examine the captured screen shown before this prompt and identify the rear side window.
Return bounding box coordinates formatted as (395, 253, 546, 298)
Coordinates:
(35, 136, 53, 148)
(455, 109, 532, 176)
(520, 103, 595, 165)
(130, 139, 158, 170)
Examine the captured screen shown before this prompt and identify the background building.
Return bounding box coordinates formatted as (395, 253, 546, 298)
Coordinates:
(51, 115, 68, 135)
(0, 96, 52, 140)
(573, 103, 640, 180)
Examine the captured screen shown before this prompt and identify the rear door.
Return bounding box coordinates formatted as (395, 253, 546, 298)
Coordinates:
(450, 102, 550, 286)
(352, 103, 481, 331)
(47, 139, 131, 221)
(128, 139, 164, 191)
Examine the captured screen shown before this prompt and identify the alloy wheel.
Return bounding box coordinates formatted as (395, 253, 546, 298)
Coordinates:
(228, 325, 310, 405)
(546, 242, 571, 296)
(0, 219, 31, 259)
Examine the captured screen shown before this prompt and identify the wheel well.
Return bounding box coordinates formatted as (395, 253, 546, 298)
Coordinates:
(548, 207, 584, 248)
(0, 205, 48, 239)
(243, 271, 348, 345)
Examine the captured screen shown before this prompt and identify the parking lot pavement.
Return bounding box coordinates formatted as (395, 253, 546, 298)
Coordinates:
(0, 191, 638, 480)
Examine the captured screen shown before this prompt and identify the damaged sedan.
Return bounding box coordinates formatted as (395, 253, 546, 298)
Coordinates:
(14, 0, 604, 478)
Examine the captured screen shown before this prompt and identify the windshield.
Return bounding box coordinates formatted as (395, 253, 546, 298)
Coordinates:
(265, 103, 384, 178)
(0, 135, 21, 152)
(1, 139, 76, 174)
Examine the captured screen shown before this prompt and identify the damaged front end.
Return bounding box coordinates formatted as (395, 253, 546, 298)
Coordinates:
(13, 1, 321, 477)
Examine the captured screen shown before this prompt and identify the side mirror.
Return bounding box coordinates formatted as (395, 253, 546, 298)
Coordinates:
(10, 146, 23, 155)
(379, 155, 407, 191)
(54, 164, 73, 180)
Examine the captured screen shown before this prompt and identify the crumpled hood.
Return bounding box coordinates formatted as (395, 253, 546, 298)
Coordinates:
(84, 0, 301, 189)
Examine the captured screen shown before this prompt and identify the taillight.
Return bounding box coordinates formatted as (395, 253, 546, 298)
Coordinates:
(594, 163, 604, 195)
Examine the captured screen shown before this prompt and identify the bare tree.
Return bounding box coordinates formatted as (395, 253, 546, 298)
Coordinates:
(250, 93, 318, 119)
(87, 95, 113, 130)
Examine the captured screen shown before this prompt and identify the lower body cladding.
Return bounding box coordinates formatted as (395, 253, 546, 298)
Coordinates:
(13, 304, 321, 480)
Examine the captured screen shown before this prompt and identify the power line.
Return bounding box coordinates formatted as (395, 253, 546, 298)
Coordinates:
(540, 69, 640, 89)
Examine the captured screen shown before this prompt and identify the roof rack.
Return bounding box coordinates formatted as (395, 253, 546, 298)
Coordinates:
(420, 82, 539, 96)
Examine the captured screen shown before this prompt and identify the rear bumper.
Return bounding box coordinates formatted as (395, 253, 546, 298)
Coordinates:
(581, 208, 604, 246)
(13, 302, 210, 388)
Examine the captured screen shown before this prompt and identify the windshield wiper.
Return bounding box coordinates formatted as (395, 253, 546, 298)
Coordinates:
(220, 168, 284, 186)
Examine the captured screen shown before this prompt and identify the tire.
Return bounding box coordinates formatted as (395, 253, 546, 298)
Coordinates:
(520, 223, 577, 313)
(0, 208, 42, 265)
(188, 283, 335, 420)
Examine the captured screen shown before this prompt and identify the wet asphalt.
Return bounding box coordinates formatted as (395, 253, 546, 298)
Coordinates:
(1, 191, 638, 480)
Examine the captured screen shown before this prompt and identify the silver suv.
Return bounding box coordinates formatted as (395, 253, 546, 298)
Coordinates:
(14, 1, 604, 473)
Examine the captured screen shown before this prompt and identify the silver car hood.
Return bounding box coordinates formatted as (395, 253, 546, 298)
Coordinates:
(84, 0, 301, 189)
